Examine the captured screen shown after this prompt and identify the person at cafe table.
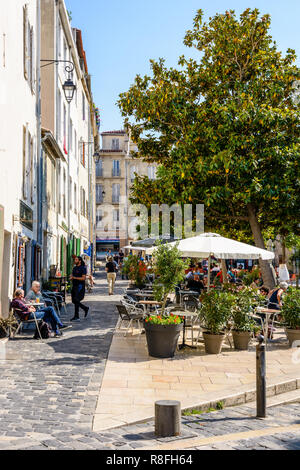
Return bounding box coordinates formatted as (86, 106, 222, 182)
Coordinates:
(12, 287, 69, 337)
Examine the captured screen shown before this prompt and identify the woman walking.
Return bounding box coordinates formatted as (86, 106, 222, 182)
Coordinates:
(70, 256, 90, 322)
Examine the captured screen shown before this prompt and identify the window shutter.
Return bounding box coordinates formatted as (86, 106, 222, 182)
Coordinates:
(22, 126, 27, 199)
(31, 27, 36, 93)
(23, 5, 28, 80)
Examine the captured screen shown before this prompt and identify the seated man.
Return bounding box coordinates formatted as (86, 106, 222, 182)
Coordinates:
(12, 288, 68, 337)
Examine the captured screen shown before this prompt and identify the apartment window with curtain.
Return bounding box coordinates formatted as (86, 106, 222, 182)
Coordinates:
(113, 209, 120, 228)
(80, 140, 86, 167)
(112, 160, 120, 177)
(112, 184, 120, 204)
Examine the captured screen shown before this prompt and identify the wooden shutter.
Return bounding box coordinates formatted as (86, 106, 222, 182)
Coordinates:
(23, 5, 28, 80)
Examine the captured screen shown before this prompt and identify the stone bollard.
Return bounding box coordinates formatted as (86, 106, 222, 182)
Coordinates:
(155, 400, 181, 438)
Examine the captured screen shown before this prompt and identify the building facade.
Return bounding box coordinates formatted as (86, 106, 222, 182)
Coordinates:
(41, 0, 97, 281)
(0, 0, 98, 317)
(95, 130, 157, 259)
(0, 0, 41, 316)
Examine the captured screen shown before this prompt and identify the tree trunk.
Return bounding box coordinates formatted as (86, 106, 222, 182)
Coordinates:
(247, 204, 275, 289)
(281, 237, 287, 264)
(221, 259, 227, 284)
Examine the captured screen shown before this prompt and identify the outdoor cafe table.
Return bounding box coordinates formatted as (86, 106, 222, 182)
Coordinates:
(255, 307, 281, 348)
(178, 290, 200, 306)
(134, 292, 155, 301)
(139, 300, 163, 314)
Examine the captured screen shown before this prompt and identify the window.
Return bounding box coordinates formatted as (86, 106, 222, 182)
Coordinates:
(112, 184, 120, 204)
(82, 92, 85, 121)
(148, 166, 157, 180)
(112, 139, 119, 150)
(112, 160, 120, 177)
(113, 209, 120, 228)
(2, 33, 6, 68)
(80, 187, 86, 216)
(74, 183, 77, 214)
(57, 89, 62, 141)
(96, 160, 103, 178)
(80, 141, 86, 167)
(63, 169, 66, 218)
(74, 130, 77, 160)
(96, 209, 103, 228)
(96, 184, 104, 204)
(69, 177, 72, 210)
(57, 164, 61, 215)
(70, 120, 73, 152)
(23, 6, 29, 80)
(130, 165, 137, 183)
(23, 6, 35, 91)
(63, 104, 67, 149)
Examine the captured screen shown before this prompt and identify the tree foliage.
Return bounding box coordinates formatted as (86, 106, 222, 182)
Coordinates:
(118, 8, 300, 287)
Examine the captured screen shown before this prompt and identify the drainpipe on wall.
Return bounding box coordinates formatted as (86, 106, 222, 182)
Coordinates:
(36, 0, 43, 284)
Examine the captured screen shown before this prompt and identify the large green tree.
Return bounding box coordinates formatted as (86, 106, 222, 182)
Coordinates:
(118, 8, 300, 288)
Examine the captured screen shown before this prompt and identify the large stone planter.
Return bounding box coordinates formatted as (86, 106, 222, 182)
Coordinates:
(144, 322, 183, 358)
(232, 331, 252, 351)
(203, 332, 225, 355)
(286, 328, 300, 348)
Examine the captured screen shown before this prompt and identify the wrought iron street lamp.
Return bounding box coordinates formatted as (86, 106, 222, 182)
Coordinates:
(41, 59, 76, 104)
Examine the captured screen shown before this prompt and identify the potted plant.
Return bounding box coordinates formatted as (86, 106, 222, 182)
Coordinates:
(152, 242, 189, 314)
(144, 314, 183, 358)
(231, 288, 258, 350)
(281, 288, 300, 347)
(199, 290, 235, 354)
(0, 314, 18, 339)
(122, 255, 147, 289)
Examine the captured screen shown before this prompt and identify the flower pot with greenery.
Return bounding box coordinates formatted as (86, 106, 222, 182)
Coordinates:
(199, 290, 235, 354)
(231, 288, 258, 350)
(122, 255, 147, 289)
(281, 289, 300, 347)
(0, 314, 18, 339)
(144, 314, 183, 358)
(152, 242, 189, 314)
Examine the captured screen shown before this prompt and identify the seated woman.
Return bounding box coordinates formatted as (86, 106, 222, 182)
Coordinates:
(268, 282, 288, 311)
(12, 288, 67, 337)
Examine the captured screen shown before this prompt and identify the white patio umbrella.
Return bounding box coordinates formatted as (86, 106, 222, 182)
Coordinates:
(146, 233, 275, 290)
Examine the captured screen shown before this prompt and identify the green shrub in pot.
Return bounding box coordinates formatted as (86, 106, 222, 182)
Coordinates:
(231, 288, 258, 350)
(281, 288, 300, 347)
(199, 290, 235, 354)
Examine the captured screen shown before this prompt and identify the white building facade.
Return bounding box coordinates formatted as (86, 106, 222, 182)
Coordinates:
(0, 0, 41, 316)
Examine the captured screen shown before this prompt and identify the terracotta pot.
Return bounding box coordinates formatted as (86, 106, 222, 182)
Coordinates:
(286, 328, 300, 348)
(203, 332, 225, 355)
(232, 330, 252, 351)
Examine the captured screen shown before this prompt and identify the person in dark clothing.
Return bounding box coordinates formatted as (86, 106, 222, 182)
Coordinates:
(70, 257, 89, 322)
(106, 256, 117, 295)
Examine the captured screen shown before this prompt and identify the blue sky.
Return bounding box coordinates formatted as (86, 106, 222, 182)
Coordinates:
(65, 0, 300, 132)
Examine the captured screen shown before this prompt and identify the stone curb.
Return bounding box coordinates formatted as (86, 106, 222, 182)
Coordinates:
(183, 377, 300, 415)
(95, 377, 300, 431)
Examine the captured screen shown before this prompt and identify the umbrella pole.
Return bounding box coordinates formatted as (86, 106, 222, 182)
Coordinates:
(207, 255, 211, 292)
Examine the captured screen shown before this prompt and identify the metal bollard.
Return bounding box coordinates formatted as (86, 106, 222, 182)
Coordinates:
(155, 400, 181, 437)
(256, 335, 266, 418)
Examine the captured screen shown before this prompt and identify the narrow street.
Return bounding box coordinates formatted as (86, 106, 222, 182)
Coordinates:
(0, 270, 299, 451)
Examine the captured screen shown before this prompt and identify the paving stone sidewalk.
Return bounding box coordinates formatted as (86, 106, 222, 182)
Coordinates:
(1, 271, 300, 451)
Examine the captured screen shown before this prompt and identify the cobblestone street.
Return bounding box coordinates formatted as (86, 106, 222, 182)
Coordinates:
(0, 271, 300, 451)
